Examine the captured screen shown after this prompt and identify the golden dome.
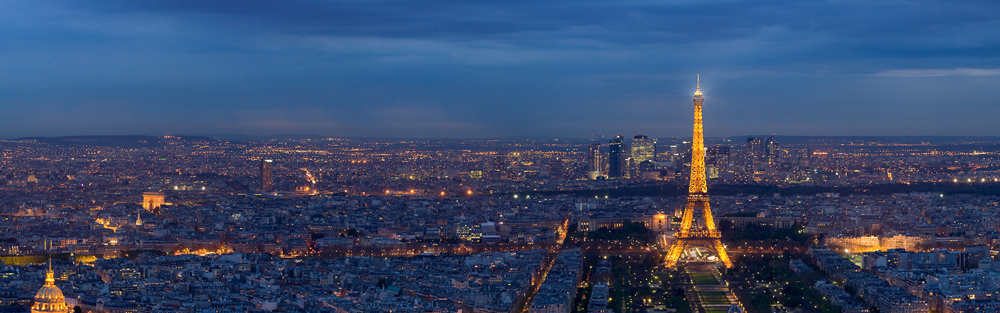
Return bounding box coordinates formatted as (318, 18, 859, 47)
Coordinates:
(32, 266, 68, 313)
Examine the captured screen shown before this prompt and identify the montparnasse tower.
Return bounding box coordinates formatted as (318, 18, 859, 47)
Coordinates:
(664, 75, 733, 268)
(31, 261, 68, 313)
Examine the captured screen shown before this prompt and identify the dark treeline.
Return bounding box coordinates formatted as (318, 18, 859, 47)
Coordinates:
(717, 221, 811, 244)
(526, 182, 1000, 198)
(585, 222, 652, 243)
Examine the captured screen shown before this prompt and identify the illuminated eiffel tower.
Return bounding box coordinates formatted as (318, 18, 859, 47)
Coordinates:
(664, 75, 733, 268)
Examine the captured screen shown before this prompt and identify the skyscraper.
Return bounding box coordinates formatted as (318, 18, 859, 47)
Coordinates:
(670, 141, 692, 167)
(765, 135, 780, 165)
(260, 159, 274, 192)
(623, 157, 634, 179)
(746, 137, 765, 174)
(746, 136, 779, 175)
(747, 137, 764, 158)
(608, 135, 624, 178)
(707, 146, 730, 173)
(585, 143, 605, 179)
(669, 144, 681, 165)
(587, 143, 604, 178)
(548, 158, 564, 180)
(630, 134, 656, 170)
(630, 134, 655, 163)
(491, 155, 508, 179)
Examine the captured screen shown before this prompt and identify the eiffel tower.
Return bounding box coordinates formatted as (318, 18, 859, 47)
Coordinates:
(664, 75, 733, 268)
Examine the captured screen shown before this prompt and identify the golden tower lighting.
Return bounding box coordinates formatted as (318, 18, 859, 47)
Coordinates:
(664, 75, 733, 268)
(31, 261, 68, 313)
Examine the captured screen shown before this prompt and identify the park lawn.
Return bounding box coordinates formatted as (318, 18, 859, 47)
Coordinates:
(698, 290, 731, 305)
(690, 272, 719, 285)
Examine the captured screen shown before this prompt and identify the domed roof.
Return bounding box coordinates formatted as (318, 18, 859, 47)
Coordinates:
(726, 303, 743, 313)
(34, 284, 65, 302)
(32, 266, 68, 313)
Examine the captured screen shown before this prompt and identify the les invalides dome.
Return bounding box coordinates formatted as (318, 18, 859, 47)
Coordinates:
(32, 263, 68, 313)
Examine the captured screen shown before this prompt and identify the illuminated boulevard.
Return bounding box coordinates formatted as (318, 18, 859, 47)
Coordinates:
(513, 218, 570, 313)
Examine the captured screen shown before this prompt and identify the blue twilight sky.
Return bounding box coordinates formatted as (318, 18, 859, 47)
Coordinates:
(0, 0, 998, 139)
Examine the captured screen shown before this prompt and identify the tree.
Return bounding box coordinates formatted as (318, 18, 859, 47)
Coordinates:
(782, 297, 801, 309)
(342, 228, 360, 237)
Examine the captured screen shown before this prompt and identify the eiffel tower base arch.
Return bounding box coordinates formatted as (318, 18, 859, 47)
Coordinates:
(664, 237, 732, 268)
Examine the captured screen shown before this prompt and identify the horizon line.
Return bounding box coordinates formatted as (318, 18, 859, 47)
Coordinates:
(5, 134, 1000, 141)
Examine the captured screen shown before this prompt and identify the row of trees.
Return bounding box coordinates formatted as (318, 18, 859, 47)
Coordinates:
(718, 220, 812, 244)
(724, 255, 841, 313)
(536, 181, 1000, 198)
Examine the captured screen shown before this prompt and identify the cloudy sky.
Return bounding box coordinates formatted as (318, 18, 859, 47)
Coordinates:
(1, 0, 998, 138)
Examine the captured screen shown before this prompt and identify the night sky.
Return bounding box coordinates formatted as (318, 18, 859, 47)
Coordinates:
(1, 0, 998, 138)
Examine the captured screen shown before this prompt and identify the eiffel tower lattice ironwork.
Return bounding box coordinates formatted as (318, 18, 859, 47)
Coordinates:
(664, 75, 733, 268)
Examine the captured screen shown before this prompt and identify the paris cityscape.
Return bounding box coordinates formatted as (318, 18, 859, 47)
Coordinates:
(3, 1, 1000, 313)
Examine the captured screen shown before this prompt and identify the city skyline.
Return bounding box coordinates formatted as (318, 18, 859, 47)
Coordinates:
(4, 2, 1000, 312)
(5, 107, 1000, 312)
(0, 1, 998, 138)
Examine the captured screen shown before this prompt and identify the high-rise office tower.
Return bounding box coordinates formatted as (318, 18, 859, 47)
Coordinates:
(490, 155, 508, 180)
(670, 141, 692, 167)
(587, 144, 605, 179)
(765, 135, 780, 165)
(608, 135, 624, 178)
(623, 157, 634, 179)
(587, 144, 603, 176)
(630, 134, 656, 177)
(669, 143, 687, 166)
(747, 137, 764, 158)
(800, 148, 813, 167)
(746, 137, 765, 174)
(260, 159, 274, 192)
(630, 134, 655, 164)
(746, 136, 779, 173)
(665, 75, 733, 268)
(707, 146, 730, 172)
(548, 158, 564, 180)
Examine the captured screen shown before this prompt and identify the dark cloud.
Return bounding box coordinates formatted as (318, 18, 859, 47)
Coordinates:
(0, 0, 997, 137)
